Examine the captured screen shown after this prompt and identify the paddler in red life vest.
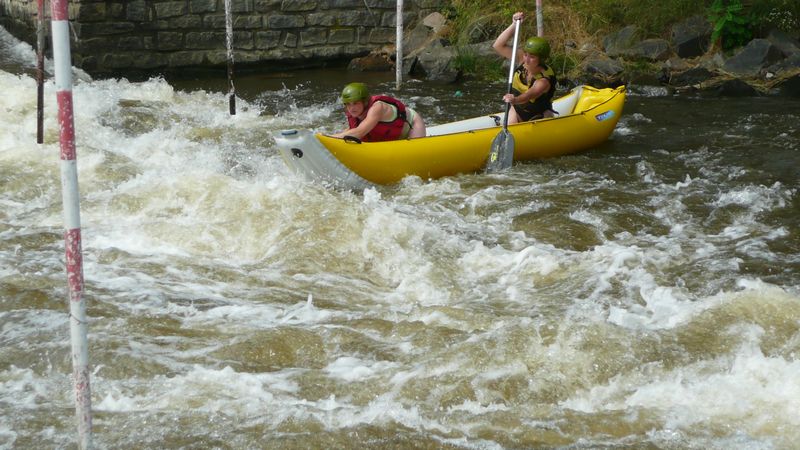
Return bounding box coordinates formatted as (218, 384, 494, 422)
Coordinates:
(331, 82, 426, 141)
(492, 11, 557, 124)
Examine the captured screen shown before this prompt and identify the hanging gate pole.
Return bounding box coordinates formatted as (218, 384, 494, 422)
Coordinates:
(50, 0, 92, 448)
(224, 0, 236, 115)
(395, 0, 403, 90)
(36, 0, 46, 143)
(536, 0, 543, 37)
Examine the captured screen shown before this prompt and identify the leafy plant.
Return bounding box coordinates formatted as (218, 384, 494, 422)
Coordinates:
(749, 0, 800, 34)
(709, 0, 753, 50)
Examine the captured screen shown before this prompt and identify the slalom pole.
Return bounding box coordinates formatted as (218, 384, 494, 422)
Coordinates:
(536, 0, 543, 37)
(224, 0, 236, 115)
(50, 0, 92, 448)
(395, 0, 403, 90)
(36, 0, 45, 143)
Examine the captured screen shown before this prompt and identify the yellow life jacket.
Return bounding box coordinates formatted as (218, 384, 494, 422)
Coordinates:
(510, 63, 557, 121)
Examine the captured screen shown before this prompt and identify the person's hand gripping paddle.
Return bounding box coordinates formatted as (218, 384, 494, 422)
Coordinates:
(485, 17, 521, 173)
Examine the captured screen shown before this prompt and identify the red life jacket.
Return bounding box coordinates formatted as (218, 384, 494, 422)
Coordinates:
(345, 95, 408, 142)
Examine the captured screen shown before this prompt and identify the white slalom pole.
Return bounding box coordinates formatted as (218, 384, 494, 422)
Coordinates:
(536, 0, 543, 37)
(50, 0, 92, 448)
(395, 0, 403, 90)
(224, 0, 236, 115)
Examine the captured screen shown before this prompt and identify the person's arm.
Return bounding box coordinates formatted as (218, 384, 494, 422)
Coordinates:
(503, 77, 551, 105)
(331, 102, 386, 139)
(492, 12, 524, 60)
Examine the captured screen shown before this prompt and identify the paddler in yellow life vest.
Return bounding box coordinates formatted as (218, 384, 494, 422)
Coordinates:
(331, 82, 426, 142)
(492, 11, 557, 124)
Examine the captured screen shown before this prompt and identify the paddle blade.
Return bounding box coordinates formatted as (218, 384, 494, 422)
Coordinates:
(485, 130, 515, 173)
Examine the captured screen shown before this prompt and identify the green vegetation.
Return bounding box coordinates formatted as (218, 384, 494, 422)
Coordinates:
(709, 0, 752, 50)
(443, 0, 800, 79)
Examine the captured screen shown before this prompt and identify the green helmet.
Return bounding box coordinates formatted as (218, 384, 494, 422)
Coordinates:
(341, 82, 369, 104)
(523, 37, 550, 60)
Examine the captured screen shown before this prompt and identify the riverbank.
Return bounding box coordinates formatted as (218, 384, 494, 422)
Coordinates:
(356, 3, 800, 98)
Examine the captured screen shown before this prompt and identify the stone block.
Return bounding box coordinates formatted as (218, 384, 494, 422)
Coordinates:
(307, 13, 335, 26)
(267, 14, 305, 28)
(330, 0, 362, 8)
(234, 16, 265, 29)
(126, 0, 148, 21)
(368, 27, 394, 44)
(108, 3, 125, 20)
(205, 50, 229, 65)
(77, 3, 106, 22)
(204, 14, 262, 29)
(171, 15, 203, 29)
(158, 31, 184, 50)
(281, 0, 317, 12)
(101, 53, 134, 69)
(185, 31, 228, 49)
(335, 11, 373, 27)
(76, 21, 136, 37)
(366, 0, 394, 8)
(415, 0, 446, 8)
(231, 0, 253, 13)
(301, 28, 328, 46)
(154, 2, 187, 19)
(118, 36, 145, 50)
(284, 32, 298, 47)
(230, 31, 254, 49)
(190, 0, 217, 14)
(168, 51, 206, 67)
(255, 30, 282, 49)
(328, 28, 354, 44)
(255, 0, 283, 12)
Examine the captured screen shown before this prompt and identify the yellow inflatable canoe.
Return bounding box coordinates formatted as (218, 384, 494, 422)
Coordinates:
(275, 85, 626, 190)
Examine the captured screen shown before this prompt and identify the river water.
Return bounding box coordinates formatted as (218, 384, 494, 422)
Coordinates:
(2, 26, 800, 449)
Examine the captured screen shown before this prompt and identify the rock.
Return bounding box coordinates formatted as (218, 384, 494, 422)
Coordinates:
(715, 78, 760, 97)
(775, 73, 800, 97)
(413, 38, 460, 83)
(664, 56, 692, 72)
(403, 21, 433, 56)
(623, 38, 672, 61)
(348, 50, 393, 72)
(723, 38, 785, 76)
(766, 52, 800, 75)
(670, 66, 715, 86)
(422, 11, 447, 33)
(464, 40, 500, 59)
(766, 29, 800, 57)
(603, 25, 640, 57)
(671, 15, 712, 58)
(584, 57, 624, 77)
(698, 51, 726, 70)
(578, 56, 625, 87)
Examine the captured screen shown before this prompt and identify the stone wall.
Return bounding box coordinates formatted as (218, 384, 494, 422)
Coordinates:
(0, 0, 445, 76)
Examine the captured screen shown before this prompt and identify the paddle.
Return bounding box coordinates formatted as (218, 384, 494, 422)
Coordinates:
(485, 18, 521, 173)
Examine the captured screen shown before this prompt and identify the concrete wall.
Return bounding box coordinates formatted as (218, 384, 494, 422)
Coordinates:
(0, 0, 445, 76)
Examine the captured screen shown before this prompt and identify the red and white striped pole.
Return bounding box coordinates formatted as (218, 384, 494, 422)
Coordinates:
(50, 0, 92, 448)
(36, 0, 45, 143)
